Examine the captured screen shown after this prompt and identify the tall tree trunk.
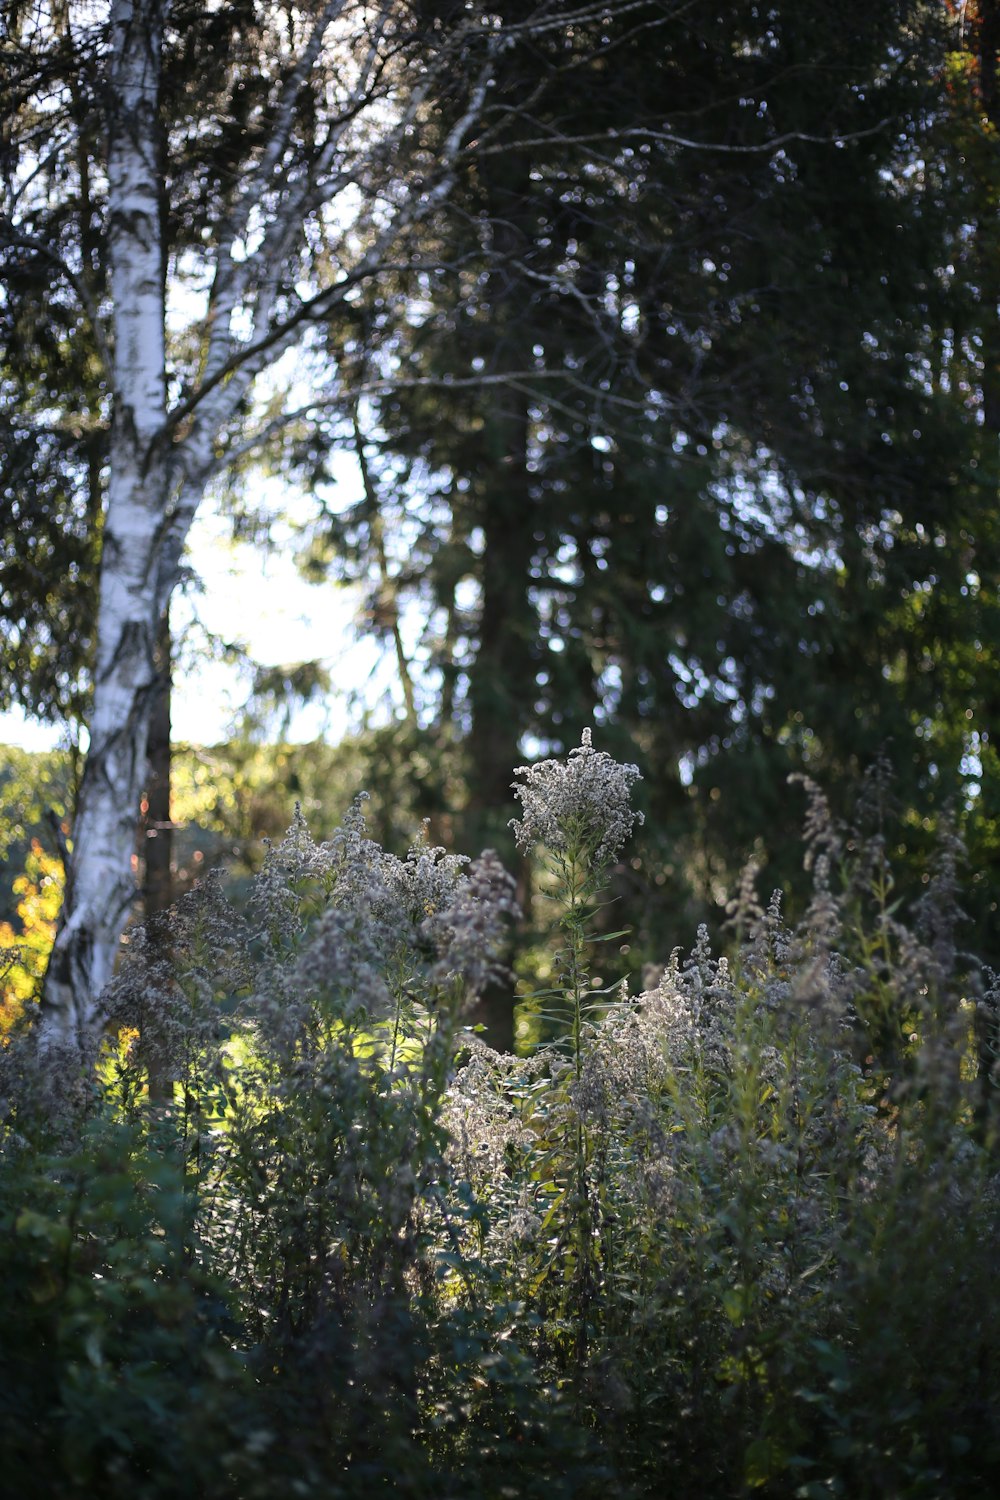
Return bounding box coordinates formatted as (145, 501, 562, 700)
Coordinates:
(466, 398, 535, 826)
(462, 167, 537, 1051)
(140, 606, 174, 1099)
(38, 0, 168, 1055)
(466, 155, 537, 843)
(142, 608, 174, 920)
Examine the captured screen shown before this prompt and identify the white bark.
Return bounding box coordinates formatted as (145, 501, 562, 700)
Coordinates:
(38, 0, 170, 1052)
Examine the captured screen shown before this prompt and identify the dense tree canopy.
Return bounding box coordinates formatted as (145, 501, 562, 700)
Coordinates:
(284, 0, 1000, 952)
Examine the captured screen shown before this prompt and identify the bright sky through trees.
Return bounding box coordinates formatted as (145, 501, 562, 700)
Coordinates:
(0, 476, 387, 751)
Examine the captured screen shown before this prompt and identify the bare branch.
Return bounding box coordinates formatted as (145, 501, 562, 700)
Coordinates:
(201, 362, 683, 480)
(215, 0, 349, 252)
(472, 119, 893, 160)
(170, 34, 499, 447)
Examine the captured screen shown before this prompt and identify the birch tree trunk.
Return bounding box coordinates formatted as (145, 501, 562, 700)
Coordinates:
(38, 0, 171, 1053)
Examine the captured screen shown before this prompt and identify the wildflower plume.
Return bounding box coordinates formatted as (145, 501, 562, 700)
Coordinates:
(509, 728, 643, 872)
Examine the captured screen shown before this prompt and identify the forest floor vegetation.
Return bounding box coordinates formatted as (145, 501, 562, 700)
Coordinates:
(1, 736, 999, 1498)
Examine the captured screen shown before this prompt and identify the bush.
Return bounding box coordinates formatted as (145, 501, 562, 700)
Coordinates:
(2, 741, 1000, 1497)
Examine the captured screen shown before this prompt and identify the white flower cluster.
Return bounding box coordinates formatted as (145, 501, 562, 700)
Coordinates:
(509, 728, 644, 870)
(249, 804, 519, 1043)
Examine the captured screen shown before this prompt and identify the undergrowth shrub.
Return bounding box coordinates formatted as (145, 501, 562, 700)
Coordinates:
(2, 740, 1000, 1498)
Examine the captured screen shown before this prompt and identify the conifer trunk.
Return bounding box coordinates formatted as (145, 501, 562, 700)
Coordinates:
(466, 154, 536, 837)
(143, 608, 174, 920)
(140, 608, 175, 1099)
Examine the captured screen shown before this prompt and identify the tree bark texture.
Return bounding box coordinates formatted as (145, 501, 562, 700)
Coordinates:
(39, 0, 169, 1053)
(143, 607, 174, 919)
(140, 607, 174, 1098)
(466, 155, 537, 835)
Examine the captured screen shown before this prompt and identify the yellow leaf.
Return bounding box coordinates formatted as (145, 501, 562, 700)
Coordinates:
(1, 841, 64, 1037)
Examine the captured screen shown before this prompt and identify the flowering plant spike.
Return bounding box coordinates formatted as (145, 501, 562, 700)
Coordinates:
(510, 728, 644, 871)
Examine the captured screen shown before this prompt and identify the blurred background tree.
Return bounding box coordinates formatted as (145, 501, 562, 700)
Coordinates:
(294, 0, 1000, 960)
(1, 0, 998, 1038)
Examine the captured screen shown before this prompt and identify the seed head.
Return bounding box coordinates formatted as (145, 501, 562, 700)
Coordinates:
(510, 728, 643, 870)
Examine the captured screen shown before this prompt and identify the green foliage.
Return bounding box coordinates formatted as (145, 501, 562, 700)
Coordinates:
(0, 839, 63, 1036)
(3, 739, 1000, 1496)
(0, 746, 75, 921)
(299, 0, 1000, 967)
(168, 723, 466, 878)
(0, 1117, 255, 1500)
